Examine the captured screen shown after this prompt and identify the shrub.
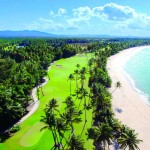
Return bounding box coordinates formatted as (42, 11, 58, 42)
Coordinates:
(10, 125, 20, 133)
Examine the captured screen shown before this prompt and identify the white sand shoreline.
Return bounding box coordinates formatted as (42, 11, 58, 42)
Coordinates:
(107, 46, 150, 149)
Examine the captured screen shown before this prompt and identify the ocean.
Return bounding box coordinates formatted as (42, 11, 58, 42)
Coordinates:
(123, 47, 150, 103)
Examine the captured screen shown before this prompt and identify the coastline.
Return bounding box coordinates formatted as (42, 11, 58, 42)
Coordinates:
(107, 46, 150, 149)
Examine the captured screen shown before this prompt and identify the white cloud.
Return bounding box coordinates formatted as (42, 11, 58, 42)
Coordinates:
(74, 4, 150, 35)
(73, 6, 92, 18)
(101, 3, 136, 21)
(39, 18, 54, 23)
(91, 3, 150, 30)
(26, 17, 78, 32)
(49, 8, 67, 17)
(68, 3, 137, 23)
(58, 8, 67, 16)
(49, 11, 55, 17)
(119, 16, 150, 30)
(26, 4, 150, 35)
(92, 7, 106, 19)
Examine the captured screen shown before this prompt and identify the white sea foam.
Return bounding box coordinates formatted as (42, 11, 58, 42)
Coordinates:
(116, 46, 150, 106)
(122, 68, 150, 106)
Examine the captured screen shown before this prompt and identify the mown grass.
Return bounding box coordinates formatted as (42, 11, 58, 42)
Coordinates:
(1, 53, 93, 150)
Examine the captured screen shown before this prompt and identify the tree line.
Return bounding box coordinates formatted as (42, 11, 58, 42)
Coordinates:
(0, 39, 87, 132)
(1, 38, 150, 146)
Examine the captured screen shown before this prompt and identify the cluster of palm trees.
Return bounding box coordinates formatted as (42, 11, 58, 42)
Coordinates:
(42, 48, 142, 150)
(87, 49, 142, 150)
(41, 63, 91, 149)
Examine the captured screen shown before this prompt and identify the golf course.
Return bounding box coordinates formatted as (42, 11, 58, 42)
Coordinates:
(0, 38, 145, 150)
(0, 53, 93, 150)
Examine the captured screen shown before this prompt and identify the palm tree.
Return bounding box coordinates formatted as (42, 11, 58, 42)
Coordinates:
(64, 96, 75, 110)
(68, 74, 75, 95)
(87, 126, 102, 149)
(41, 113, 59, 149)
(118, 126, 142, 150)
(45, 98, 59, 112)
(111, 81, 121, 94)
(74, 69, 79, 90)
(67, 134, 85, 150)
(78, 67, 87, 90)
(88, 123, 113, 150)
(115, 81, 121, 89)
(80, 88, 88, 136)
(109, 118, 123, 139)
(63, 96, 82, 136)
(41, 98, 61, 149)
(80, 67, 87, 75)
(55, 117, 69, 149)
(80, 74, 86, 89)
(88, 58, 94, 70)
(76, 64, 80, 69)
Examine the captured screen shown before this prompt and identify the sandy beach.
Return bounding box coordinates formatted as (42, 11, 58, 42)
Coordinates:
(107, 46, 150, 149)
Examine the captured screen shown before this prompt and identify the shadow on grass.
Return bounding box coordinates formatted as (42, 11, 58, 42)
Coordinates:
(0, 132, 11, 143)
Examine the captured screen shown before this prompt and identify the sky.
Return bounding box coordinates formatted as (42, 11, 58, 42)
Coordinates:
(1, 0, 150, 36)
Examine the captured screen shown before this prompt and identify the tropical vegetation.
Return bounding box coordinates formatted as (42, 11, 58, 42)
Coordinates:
(0, 38, 149, 149)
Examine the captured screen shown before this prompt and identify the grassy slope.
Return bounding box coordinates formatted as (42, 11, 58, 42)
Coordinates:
(1, 53, 93, 150)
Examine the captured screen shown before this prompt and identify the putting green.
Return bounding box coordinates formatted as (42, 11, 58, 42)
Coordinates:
(1, 53, 93, 150)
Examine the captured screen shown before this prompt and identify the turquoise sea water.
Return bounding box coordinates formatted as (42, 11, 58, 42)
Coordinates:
(124, 47, 150, 103)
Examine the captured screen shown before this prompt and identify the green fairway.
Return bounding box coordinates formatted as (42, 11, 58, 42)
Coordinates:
(19, 122, 46, 147)
(1, 53, 93, 150)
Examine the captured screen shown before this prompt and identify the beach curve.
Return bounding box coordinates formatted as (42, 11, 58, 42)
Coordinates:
(107, 46, 150, 149)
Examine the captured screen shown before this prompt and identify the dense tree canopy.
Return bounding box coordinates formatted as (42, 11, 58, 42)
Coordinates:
(0, 38, 87, 131)
(0, 37, 148, 149)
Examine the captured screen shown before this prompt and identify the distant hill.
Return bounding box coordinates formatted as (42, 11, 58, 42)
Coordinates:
(0, 30, 118, 38)
(0, 30, 147, 38)
(0, 30, 57, 38)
